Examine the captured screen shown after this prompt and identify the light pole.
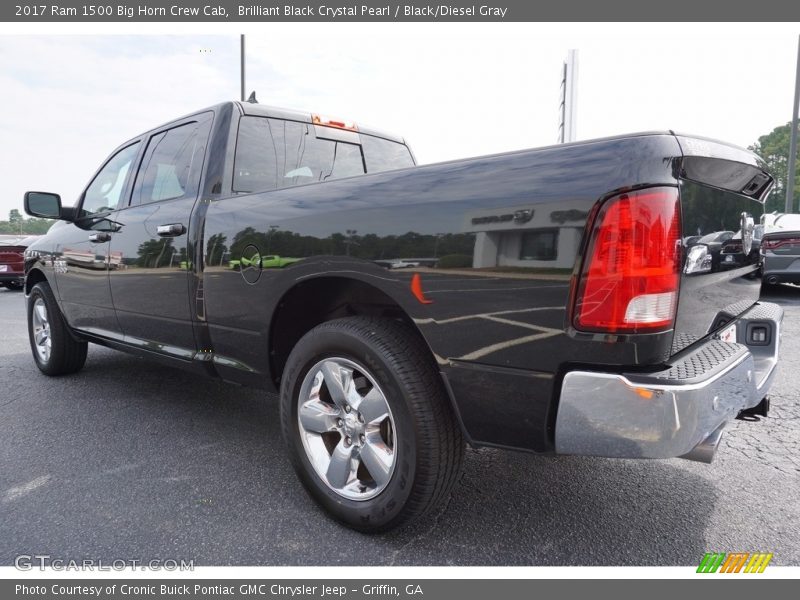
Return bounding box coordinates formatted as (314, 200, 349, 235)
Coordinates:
(433, 233, 444, 258)
(266, 224, 279, 254)
(345, 229, 358, 256)
(558, 49, 578, 143)
(240, 34, 246, 102)
(786, 35, 800, 214)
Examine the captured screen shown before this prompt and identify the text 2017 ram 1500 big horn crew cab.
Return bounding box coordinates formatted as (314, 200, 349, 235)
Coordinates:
(23, 101, 782, 532)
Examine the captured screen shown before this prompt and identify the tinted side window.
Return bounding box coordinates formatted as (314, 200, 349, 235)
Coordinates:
(233, 116, 365, 193)
(233, 116, 279, 192)
(361, 134, 415, 173)
(131, 116, 212, 206)
(81, 143, 140, 217)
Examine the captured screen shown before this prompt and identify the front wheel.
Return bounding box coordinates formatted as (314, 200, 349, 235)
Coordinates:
(280, 316, 464, 532)
(27, 281, 88, 376)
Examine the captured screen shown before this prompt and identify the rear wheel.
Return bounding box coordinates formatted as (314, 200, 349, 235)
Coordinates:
(27, 281, 87, 376)
(280, 316, 464, 532)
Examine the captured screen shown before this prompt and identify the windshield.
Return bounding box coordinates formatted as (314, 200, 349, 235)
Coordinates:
(0, 236, 27, 246)
(698, 231, 733, 244)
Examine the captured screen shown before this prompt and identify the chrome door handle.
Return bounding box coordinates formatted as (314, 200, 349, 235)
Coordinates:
(88, 232, 111, 243)
(157, 223, 186, 237)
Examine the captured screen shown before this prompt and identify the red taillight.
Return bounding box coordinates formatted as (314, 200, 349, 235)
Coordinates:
(722, 241, 742, 254)
(573, 187, 681, 333)
(762, 236, 800, 250)
(0, 246, 25, 258)
(312, 114, 358, 131)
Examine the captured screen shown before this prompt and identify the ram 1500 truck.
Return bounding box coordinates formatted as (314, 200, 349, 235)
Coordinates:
(23, 101, 782, 532)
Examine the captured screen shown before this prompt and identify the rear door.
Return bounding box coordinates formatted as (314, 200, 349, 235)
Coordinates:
(107, 113, 212, 358)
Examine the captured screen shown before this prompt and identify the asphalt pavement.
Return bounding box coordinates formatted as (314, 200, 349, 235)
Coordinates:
(0, 284, 798, 566)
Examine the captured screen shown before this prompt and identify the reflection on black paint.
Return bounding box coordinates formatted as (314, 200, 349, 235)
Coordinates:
(135, 237, 179, 269)
(225, 227, 476, 263)
(25, 103, 773, 453)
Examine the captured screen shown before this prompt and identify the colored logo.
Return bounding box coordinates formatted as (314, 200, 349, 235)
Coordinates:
(697, 552, 773, 573)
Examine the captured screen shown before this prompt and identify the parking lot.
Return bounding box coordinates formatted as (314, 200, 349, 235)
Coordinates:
(1, 284, 798, 566)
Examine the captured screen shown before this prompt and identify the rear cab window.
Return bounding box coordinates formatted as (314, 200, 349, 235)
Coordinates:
(233, 115, 414, 194)
(361, 133, 415, 173)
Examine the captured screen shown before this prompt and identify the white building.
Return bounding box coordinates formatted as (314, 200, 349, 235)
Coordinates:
(465, 200, 587, 270)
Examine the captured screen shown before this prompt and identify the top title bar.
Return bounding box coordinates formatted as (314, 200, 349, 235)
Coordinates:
(4, 0, 800, 21)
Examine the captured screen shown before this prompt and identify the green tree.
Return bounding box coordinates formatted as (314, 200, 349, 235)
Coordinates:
(749, 122, 799, 214)
(136, 238, 174, 268)
(0, 208, 54, 235)
(20, 218, 54, 234)
(2, 209, 23, 234)
(205, 233, 228, 266)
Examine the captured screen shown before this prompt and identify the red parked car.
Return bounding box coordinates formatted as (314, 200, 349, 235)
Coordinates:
(0, 235, 39, 290)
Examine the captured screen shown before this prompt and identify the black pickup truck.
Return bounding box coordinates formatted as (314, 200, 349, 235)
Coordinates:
(23, 101, 782, 532)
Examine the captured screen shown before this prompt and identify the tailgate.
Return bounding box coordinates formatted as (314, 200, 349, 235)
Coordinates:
(673, 135, 774, 354)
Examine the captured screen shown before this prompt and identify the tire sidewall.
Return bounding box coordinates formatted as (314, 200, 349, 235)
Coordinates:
(28, 281, 71, 375)
(28, 283, 52, 372)
(281, 325, 418, 531)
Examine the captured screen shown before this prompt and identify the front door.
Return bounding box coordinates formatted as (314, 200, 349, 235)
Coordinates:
(54, 141, 141, 337)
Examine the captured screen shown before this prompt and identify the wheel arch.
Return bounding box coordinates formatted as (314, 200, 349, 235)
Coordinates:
(268, 275, 439, 387)
(25, 267, 49, 295)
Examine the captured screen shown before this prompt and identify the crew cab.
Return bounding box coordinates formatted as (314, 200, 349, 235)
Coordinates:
(23, 101, 782, 532)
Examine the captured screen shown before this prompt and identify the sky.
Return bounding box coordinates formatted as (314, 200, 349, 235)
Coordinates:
(0, 24, 799, 218)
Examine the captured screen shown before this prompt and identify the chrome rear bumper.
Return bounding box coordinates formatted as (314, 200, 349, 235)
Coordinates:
(554, 302, 782, 461)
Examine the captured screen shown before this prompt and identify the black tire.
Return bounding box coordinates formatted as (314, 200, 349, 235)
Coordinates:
(280, 316, 464, 533)
(27, 281, 88, 376)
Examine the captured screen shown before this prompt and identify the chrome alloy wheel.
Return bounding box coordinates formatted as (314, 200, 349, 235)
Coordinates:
(31, 297, 52, 363)
(297, 357, 396, 501)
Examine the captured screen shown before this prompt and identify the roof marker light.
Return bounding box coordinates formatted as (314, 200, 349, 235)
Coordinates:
(312, 114, 358, 132)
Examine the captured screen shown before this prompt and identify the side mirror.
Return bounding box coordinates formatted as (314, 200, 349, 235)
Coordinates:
(24, 191, 65, 220)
